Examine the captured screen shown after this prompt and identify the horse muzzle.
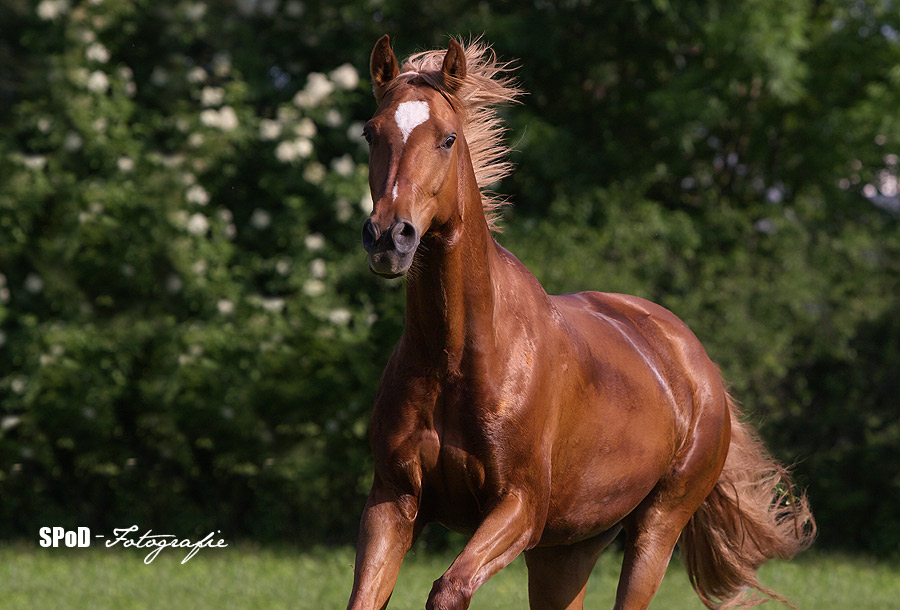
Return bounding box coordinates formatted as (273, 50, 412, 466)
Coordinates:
(361, 217, 420, 277)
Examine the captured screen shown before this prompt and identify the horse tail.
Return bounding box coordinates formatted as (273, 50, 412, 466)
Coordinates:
(680, 394, 816, 609)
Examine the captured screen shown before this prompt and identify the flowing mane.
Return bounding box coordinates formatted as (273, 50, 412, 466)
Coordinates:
(393, 39, 523, 231)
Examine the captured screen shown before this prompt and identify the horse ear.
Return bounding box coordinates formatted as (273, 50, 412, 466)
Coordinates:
(441, 39, 467, 90)
(370, 35, 400, 102)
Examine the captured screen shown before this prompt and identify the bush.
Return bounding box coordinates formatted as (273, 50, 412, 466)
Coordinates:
(1, 0, 898, 555)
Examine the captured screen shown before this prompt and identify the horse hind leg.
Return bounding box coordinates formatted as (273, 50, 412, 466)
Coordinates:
(614, 461, 726, 610)
(524, 527, 621, 610)
(614, 399, 730, 609)
(613, 502, 697, 610)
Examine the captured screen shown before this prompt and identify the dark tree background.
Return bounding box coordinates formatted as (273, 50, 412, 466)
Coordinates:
(1, 0, 898, 555)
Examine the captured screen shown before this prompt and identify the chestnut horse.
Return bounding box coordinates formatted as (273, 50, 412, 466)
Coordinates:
(348, 36, 814, 610)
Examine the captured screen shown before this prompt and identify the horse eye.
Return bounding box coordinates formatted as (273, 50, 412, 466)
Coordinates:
(362, 127, 373, 145)
(441, 134, 457, 149)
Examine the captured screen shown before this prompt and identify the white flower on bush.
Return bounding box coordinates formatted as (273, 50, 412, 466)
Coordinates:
(303, 279, 325, 297)
(200, 106, 239, 131)
(309, 258, 326, 279)
(25, 273, 44, 293)
(185, 2, 207, 21)
(276, 258, 292, 275)
(63, 131, 83, 152)
(186, 213, 209, 235)
(85, 42, 110, 63)
(335, 197, 353, 222)
(250, 208, 271, 229)
(201, 86, 225, 107)
(324, 109, 342, 127)
(220, 106, 239, 130)
(304, 233, 325, 251)
(187, 66, 207, 83)
(217, 298, 235, 315)
(117, 156, 135, 172)
(360, 190, 374, 213)
(37, 0, 68, 20)
(261, 297, 285, 312)
(219, 209, 236, 239)
(293, 73, 333, 109)
(86, 70, 109, 93)
(22, 155, 47, 170)
(881, 173, 898, 197)
(328, 308, 352, 325)
(303, 162, 326, 185)
(259, 119, 282, 141)
(186, 184, 210, 205)
(275, 138, 313, 163)
(295, 118, 316, 138)
(161, 153, 185, 168)
(11, 376, 28, 395)
(330, 64, 359, 90)
(331, 154, 355, 177)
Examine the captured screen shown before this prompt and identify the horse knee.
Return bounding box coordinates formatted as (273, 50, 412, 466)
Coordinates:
(426, 575, 473, 610)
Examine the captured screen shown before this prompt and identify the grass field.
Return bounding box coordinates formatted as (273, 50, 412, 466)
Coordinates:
(2, 543, 898, 609)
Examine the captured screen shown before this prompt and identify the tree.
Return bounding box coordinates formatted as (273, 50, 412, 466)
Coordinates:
(1, 0, 897, 554)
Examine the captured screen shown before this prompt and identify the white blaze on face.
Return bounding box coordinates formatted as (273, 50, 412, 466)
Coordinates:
(394, 100, 430, 144)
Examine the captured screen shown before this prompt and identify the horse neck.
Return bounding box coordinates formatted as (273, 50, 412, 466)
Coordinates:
(403, 163, 499, 374)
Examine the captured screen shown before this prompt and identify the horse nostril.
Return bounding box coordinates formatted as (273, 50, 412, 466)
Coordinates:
(391, 221, 418, 254)
(361, 218, 379, 252)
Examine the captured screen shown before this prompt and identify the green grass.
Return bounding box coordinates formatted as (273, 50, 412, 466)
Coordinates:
(2, 544, 898, 609)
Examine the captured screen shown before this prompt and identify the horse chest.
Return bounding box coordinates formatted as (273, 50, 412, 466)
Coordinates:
(375, 368, 519, 530)
(418, 434, 489, 531)
(414, 390, 497, 529)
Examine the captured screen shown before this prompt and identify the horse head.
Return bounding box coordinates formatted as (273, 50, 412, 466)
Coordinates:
(361, 36, 468, 278)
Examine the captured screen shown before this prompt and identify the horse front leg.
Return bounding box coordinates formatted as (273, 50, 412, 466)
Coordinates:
(347, 477, 420, 610)
(427, 491, 539, 610)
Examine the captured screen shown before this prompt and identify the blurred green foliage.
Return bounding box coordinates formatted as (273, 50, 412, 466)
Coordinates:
(1, 0, 898, 554)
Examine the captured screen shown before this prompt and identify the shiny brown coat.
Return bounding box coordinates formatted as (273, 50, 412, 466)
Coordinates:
(347, 37, 814, 610)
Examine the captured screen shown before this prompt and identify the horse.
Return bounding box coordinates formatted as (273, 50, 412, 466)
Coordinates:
(347, 36, 815, 610)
